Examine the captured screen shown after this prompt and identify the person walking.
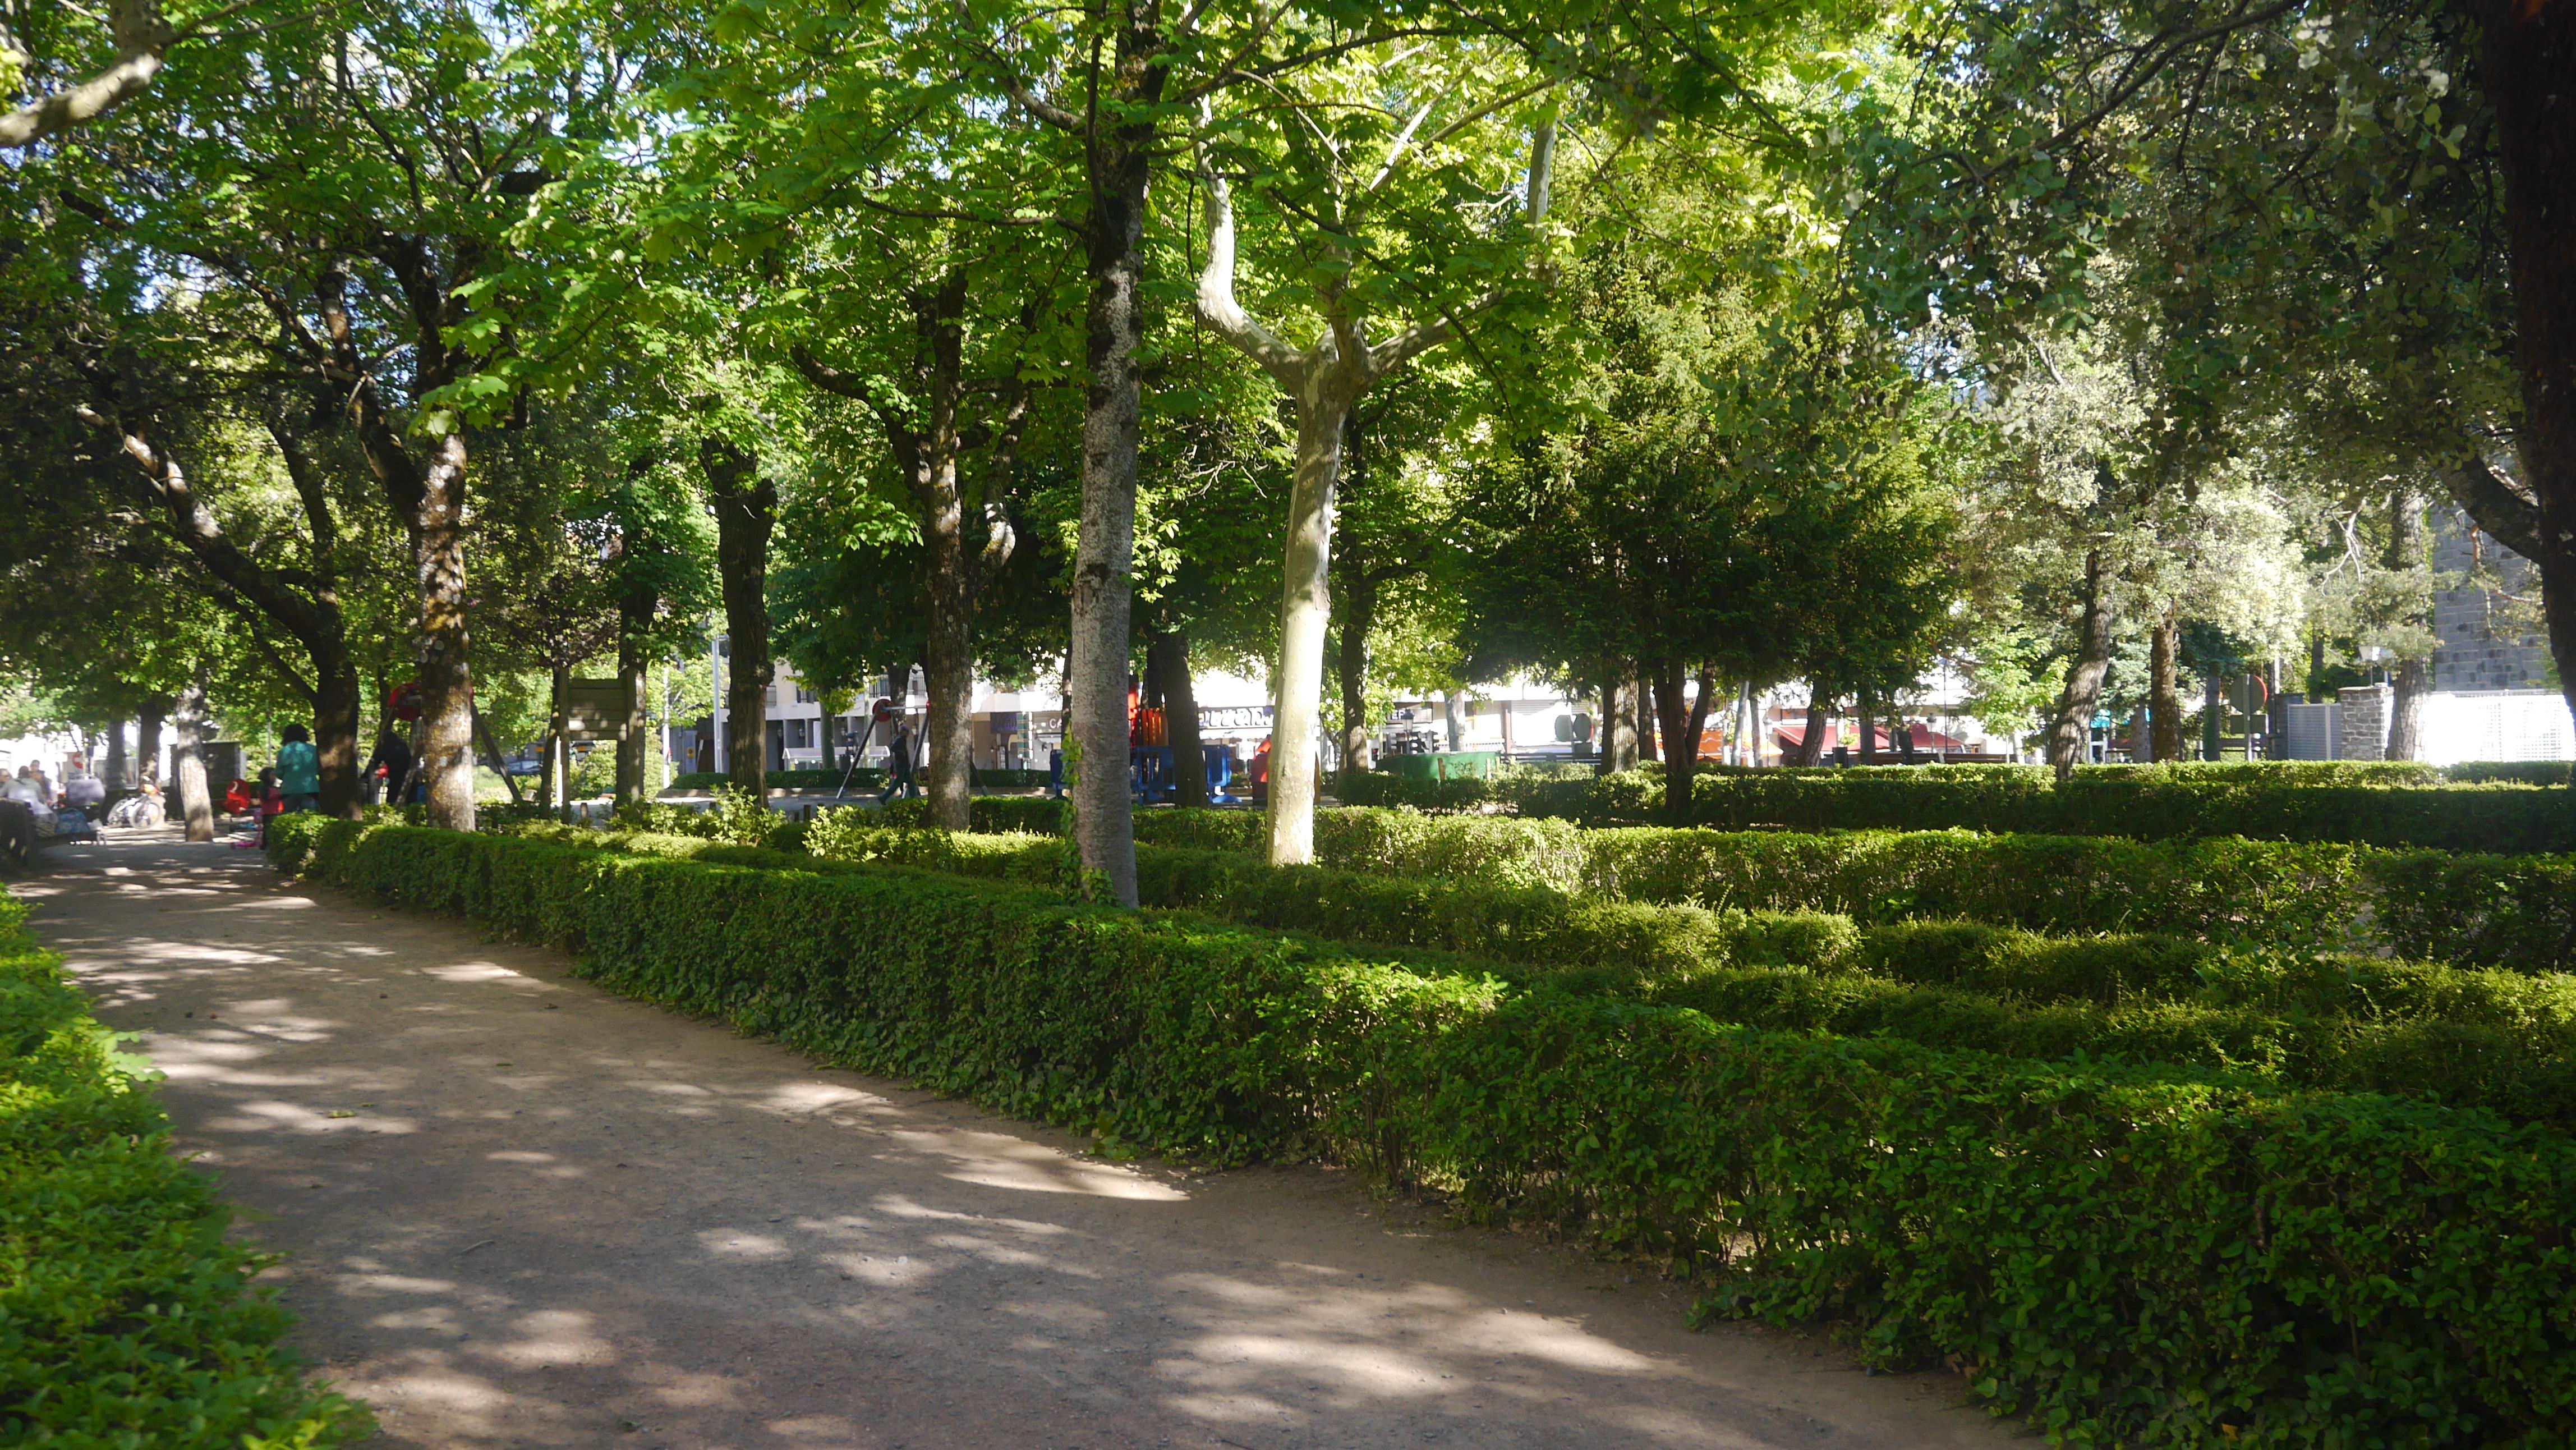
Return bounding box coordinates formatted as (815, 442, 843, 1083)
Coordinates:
(877, 717, 918, 805)
(276, 724, 321, 814)
(365, 728, 412, 809)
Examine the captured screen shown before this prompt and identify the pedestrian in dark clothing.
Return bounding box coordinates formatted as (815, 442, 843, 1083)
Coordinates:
(877, 719, 918, 805)
(365, 728, 413, 808)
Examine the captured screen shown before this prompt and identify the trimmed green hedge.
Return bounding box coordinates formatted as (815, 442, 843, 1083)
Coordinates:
(0, 895, 367, 1448)
(270, 814, 2576, 1446)
(880, 795, 1067, 834)
(789, 818, 2576, 1123)
(1088, 806, 2576, 975)
(1340, 761, 2576, 852)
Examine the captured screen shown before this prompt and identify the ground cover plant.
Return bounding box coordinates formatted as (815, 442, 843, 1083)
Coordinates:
(270, 813, 2576, 1447)
(0, 894, 367, 1448)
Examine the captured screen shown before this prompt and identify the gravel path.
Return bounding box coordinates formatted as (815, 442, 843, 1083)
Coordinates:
(23, 830, 2017, 1450)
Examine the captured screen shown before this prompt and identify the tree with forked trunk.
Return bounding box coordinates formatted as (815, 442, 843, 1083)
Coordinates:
(1193, 74, 1557, 864)
(790, 264, 1041, 833)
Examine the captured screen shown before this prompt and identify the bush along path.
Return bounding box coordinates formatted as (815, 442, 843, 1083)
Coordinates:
(0, 890, 367, 1447)
(528, 819, 2576, 1128)
(274, 814, 2576, 1448)
(1340, 760, 2576, 854)
(853, 799, 2576, 974)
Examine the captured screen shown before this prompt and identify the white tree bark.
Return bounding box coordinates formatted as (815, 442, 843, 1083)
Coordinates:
(0, 0, 176, 150)
(1195, 122, 1553, 865)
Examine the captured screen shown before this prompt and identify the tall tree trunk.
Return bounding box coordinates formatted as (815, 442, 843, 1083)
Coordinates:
(1335, 567, 1377, 775)
(314, 654, 364, 819)
(2477, 0, 2576, 738)
(2386, 485, 2432, 761)
(137, 702, 163, 787)
(1266, 397, 1351, 866)
(1857, 688, 1881, 764)
(415, 432, 476, 830)
(1603, 665, 1637, 774)
(545, 663, 569, 818)
(615, 609, 648, 806)
(104, 722, 127, 794)
(1792, 689, 1830, 767)
(2045, 548, 2114, 781)
(1151, 631, 1207, 809)
(1064, 113, 1158, 904)
(1649, 662, 1718, 817)
(702, 437, 776, 801)
(921, 466, 976, 832)
(1634, 669, 1659, 763)
(2149, 612, 2183, 764)
(1443, 691, 1464, 751)
(171, 677, 213, 842)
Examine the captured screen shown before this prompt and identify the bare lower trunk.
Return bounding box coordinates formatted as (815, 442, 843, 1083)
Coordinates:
(703, 437, 776, 801)
(1602, 666, 1637, 774)
(2148, 612, 2182, 764)
(2386, 485, 2432, 761)
(2045, 548, 2113, 781)
(1335, 571, 1376, 775)
(1068, 186, 1149, 905)
(1443, 692, 1464, 751)
(1267, 400, 1349, 866)
(1649, 660, 1717, 817)
(172, 677, 213, 842)
(547, 663, 570, 819)
(1634, 668, 1658, 763)
(1793, 689, 1830, 767)
(416, 432, 476, 830)
(1857, 689, 1880, 765)
(104, 723, 127, 794)
(315, 660, 364, 818)
(615, 624, 648, 806)
(1153, 631, 1207, 809)
(922, 484, 976, 833)
(2477, 0, 2576, 747)
(138, 704, 163, 787)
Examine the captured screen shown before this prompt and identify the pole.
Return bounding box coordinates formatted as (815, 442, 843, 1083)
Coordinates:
(709, 626, 726, 775)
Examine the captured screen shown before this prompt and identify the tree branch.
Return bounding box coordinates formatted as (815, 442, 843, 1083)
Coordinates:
(1194, 148, 1307, 386)
(2442, 452, 2543, 560)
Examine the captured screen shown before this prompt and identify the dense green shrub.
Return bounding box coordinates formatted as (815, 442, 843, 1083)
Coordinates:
(808, 801, 2576, 973)
(565, 817, 2576, 1121)
(0, 894, 367, 1448)
(268, 816, 2576, 1447)
(876, 795, 1068, 834)
(1343, 760, 2576, 852)
(2447, 761, 2576, 785)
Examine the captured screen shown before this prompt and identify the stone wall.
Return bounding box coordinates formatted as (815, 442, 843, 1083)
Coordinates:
(2339, 683, 2391, 761)
(2431, 506, 2552, 691)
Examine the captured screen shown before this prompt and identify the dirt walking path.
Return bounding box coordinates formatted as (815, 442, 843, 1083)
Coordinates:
(22, 832, 2015, 1450)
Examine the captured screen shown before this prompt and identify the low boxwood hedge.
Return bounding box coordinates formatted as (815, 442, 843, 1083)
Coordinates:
(1341, 761, 2576, 852)
(523, 816, 2576, 1123)
(959, 803, 2576, 974)
(0, 895, 367, 1448)
(269, 814, 2576, 1447)
(792, 818, 2576, 1122)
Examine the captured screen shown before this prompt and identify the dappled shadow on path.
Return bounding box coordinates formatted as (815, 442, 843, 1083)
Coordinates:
(22, 834, 1996, 1450)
